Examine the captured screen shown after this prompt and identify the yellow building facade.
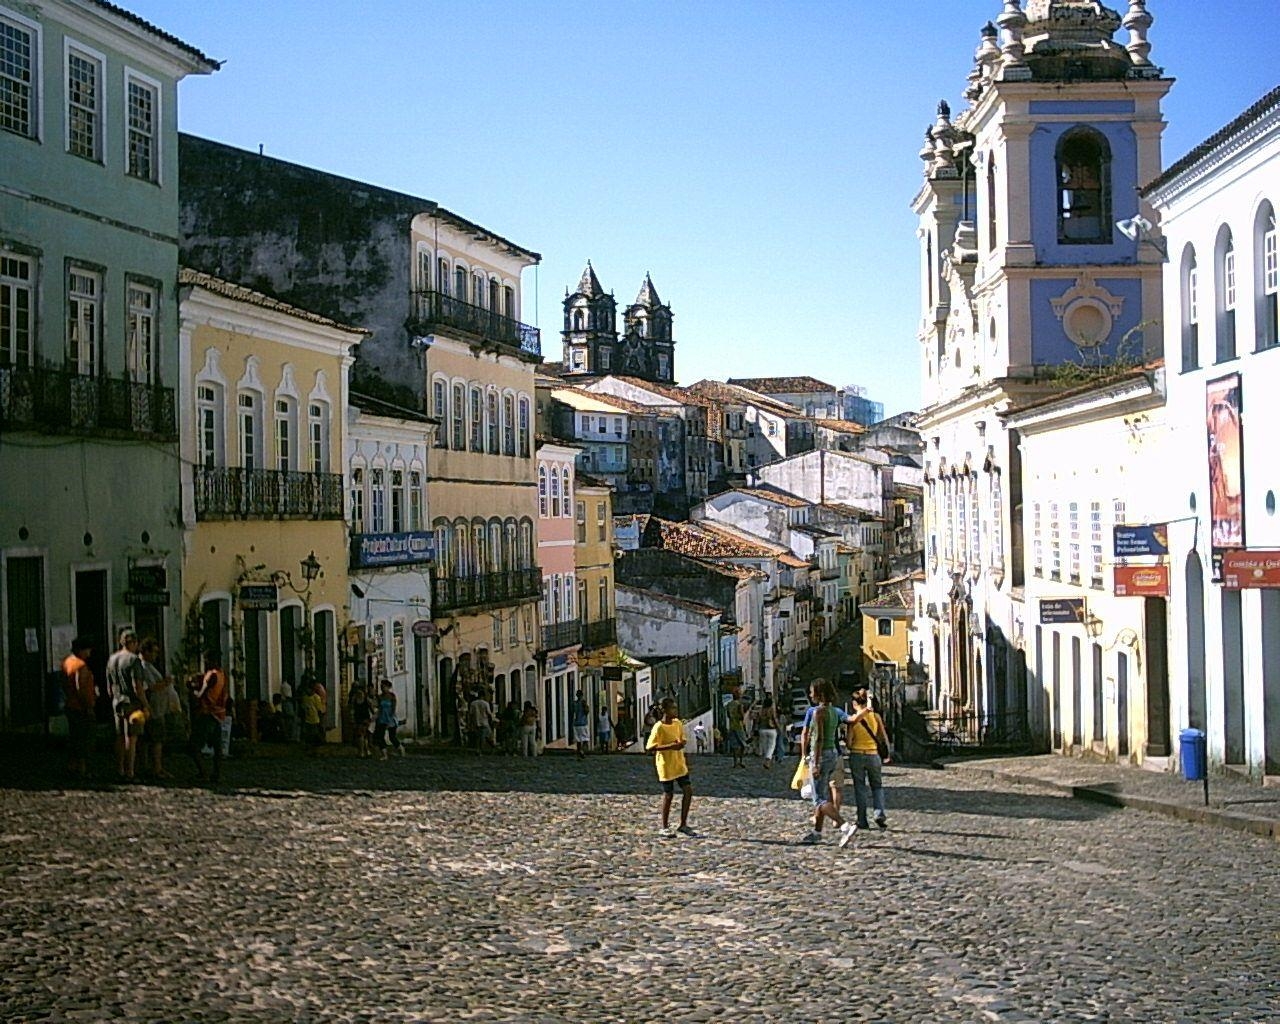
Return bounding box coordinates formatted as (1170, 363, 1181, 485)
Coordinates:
(575, 479, 620, 722)
(179, 271, 363, 738)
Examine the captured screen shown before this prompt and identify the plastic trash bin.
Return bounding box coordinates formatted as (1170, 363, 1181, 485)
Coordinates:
(1179, 727, 1206, 781)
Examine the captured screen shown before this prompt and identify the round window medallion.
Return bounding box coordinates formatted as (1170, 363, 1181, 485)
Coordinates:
(1062, 299, 1112, 348)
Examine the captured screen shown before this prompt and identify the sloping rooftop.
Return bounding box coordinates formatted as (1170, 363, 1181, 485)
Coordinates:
(728, 375, 836, 394)
(551, 388, 650, 417)
(717, 486, 811, 510)
(179, 269, 369, 334)
(685, 379, 805, 419)
(88, 0, 220, 69)
(816, 417, 867, 435)
(819, 502, 883, 523)
(616, 583, 719, 618)
(574, 262, 605, 298)
(695, 522, 810, 568)
(350, 390, 436, 424)
(861, 571, 924, 611)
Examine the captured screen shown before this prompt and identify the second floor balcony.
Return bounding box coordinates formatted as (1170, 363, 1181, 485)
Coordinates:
(540, 617, 582, 653)
(194, 466, 344, 520)
(433, 567, 541, 615)
(0, 364, 176, 440)
(580, 617, 617, 649)
(410, 291, 541, 359)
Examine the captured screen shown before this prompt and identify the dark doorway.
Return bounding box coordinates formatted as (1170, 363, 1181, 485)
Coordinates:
(1091, 642, 1104, 744)
(1221, 590, 1246, 764)
(279, 606, 301, 696)
(314, 610, 335, 728)
(242, 609, 266, 702)
(1144, 597, 1171, 757)
(1261, 590, 1280, 777)
(1051, 631, 1062, 749)
(1071, 636, 1083, 748)
(437, 655, 455, 740)
(133, 603, 166, 670)
(414, 635, 430, 735)
(1184, 554, 1207, 730)
(5, 556, 46, 727)
(74, 569, 108, 717)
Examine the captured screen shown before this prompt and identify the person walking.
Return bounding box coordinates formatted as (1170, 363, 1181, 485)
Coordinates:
(846, 691, 890, 833)
(349, 682, 375, 758)
(301, 681, 325, 754)
(798, 678, 856, 848)
(645, 697, 694, 838)
(468, 691, 495, 752)
(139, 638, 174, 779)
(189, 651, 228, 784)
(61, 636, 96, 780)
(373, 679, 404, 759)
(105, 629, 148, 781)
(724, 684, 749, 768)
(519, 701, 539, 758)
(571, 692, 591, 759)
(596, 705, 614, 753)
(755, 696, 779, 770)
(501, 699, 522, 755)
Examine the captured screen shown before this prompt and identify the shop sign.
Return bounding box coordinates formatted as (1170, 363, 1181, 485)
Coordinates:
(350, 531, 436, 569)
(602, 666, 624, 681)
(1114, 564, 1169, 597)
(239, 584, 279, 611)
(411, 619, 437, 638)
(1039, 598, 1085, 625)
(1113, 524, 1169, 558)
(1221, 550, 1280, 590)
(124, 565, 170, 607)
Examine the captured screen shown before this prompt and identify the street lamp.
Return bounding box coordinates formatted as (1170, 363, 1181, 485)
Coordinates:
(273, 551, 323, 673)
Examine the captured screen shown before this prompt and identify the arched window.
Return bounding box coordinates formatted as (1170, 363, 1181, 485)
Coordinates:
(308, 400, 328, 472)
(538, 466, 548, 517)
(453, 517, 471, 576)
(472, 272, 485, 307)
(451, 382, 465, 449)
(237, 391, 262, 469)
(550, 466, 561, 517)
(469, 385, 483, 451)
(436, 257, 449, 294)
(350, 466, 365, 533)
(503, 519, 517, 570)
(1056, 128, 1111, 244)
(1180, 244, 1200, 372)
(504, 285, 515, 319)
(454, 265, 466, 300)
(489, 278, 500, 314)
(561, 468, 572, 517)
(1215, 225, 1237, 363)
(433, 517, 451, 575)
(518, 396, 531, 457)
(1255, 201, 1278, 351)
(502, 393, 515, 455)
(986, 153, 998, 252)
(195, 382, 223, 468)
(486, 390, 499, 454)
(274, 398, 296, 472)
(519, 519, 534, 568)
(488, 520, 502, 572)
(573, 309, 584, 331)
(432, 377, 448, 448)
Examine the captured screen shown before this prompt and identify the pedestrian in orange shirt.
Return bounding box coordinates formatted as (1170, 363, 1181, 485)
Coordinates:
(62, 636, 96, 779)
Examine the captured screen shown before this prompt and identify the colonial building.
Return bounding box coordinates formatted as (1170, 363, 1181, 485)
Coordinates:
(0, 0, 215, 726)
(346, 392, 437, 737)
(178, 138, 544, 742)
(573, 474, 620, 728)
(179, 271, 361, 740)
(912, 0, 1169, 743)
(562, 264, 674, 385)
(1145, 85, 1280, 780)
(535, 440, 580, 747)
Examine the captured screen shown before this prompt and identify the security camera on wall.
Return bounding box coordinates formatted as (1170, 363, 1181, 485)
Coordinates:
(1116, 215, 1153, 241)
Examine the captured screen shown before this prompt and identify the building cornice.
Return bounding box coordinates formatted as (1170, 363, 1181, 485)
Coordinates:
(1000, 369, 1163, 432)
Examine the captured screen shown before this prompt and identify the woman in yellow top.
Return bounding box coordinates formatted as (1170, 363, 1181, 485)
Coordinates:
(646, 697, 695, 838)
(846, 691, 889, 831)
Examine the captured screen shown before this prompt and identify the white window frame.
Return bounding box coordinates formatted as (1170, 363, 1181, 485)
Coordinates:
(390, 468, 405, 533)
(451, 382, 465, 450)
(196, 383, 222, 468)
(238, 391, 261, 469)
(1224, 245, 1237, 311)
(538, 465, 548, 517)
(562, 468, 572, 517)
(550, 466, 560, 517)
(67, 265, 101, 376)
(432, 377, 448, 448)
(0, 10, 40, 141)
(502, 393, 515, 455)
(391, 620, 406, 673)
(469, 385, 483, 452)
(370, 467, 387, 533)
(409, 470, 423, 531)
(486, 389, 499, 454)
(1265, 218, 1278, 296)
(0, 250, 34, 365)
(274, 397, 295, 472)
(126, 279, 157, 384)
(123, 68, 161, 183)
(518, 397, 531, 457)
(308, 401, 328, 472)
(64, 40, 105, 162)
(350, 465, 365, 533)
(1089, 500, 1103, 589)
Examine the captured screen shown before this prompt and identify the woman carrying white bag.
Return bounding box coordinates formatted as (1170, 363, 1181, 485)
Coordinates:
(795, 678, 857, 848)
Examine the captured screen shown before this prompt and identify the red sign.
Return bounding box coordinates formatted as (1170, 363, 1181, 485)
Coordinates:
(1113, 564, 1169, 597)
(1221, 550, 1280, 590)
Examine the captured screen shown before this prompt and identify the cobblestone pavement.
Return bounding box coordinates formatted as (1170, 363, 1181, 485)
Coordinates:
(1, 746, 1278, 1023)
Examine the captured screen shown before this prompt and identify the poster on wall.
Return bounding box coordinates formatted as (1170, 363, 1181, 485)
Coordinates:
(1206, 373, 1244, 579)
(1114, 564, 1170, 597)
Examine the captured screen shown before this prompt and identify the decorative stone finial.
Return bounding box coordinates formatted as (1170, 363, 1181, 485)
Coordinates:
(936, 99, 952, 124)
(1123, 0, 1153, 67)
(997, 0, 1030, 80)
(976, 21, 1001, 75)
(920, 126, 936, 172)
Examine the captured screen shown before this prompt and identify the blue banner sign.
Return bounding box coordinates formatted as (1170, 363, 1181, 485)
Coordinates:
(1039, 598, 1085, 625)
(239, 584, 279, 611)
(1113, 523, 1169, 558)
(350, 531, 436, 569)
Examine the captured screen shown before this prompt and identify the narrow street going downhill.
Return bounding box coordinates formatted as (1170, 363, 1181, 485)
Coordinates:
(1, 750, 1277, 1023)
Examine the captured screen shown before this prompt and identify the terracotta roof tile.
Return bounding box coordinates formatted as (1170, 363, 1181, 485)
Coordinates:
(816, 417, 867, 435)
(616, 583, 720, 618)
(180, 269, 369, 334)
(727, 375, 836, 394)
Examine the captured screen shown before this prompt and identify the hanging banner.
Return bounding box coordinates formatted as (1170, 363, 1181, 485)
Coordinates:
(1114, 564, 1170, 597)
(1206, 373, 1244, 578)
(1113, 524, 1169, 558)
(1221, 550, 1280, 590)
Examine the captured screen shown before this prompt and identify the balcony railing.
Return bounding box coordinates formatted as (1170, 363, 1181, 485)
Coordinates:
(540, 617, 582, 652)
(580, 617, 617, 649)
(0, 364, 176, 439)
(194, 467, 344, 520)
(410, 291, 541, 359)
(432, 567, 542, 614)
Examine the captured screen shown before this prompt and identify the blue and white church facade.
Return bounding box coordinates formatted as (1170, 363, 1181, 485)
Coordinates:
(912, 0, 1169, 748)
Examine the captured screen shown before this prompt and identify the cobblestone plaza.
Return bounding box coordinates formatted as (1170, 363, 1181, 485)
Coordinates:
(1, 750, 1277, 1023)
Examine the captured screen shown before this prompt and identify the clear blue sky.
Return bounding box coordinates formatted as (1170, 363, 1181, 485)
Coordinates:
(136, 0, 1278, 418)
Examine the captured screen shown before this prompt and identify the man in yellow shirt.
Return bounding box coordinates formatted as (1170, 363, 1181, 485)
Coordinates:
(646, 697, 695, 838)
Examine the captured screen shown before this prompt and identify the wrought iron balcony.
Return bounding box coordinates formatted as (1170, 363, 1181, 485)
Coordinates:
(194, 467, 344, 520)
(580, 616, 617, 649)
(432, 567, 542, 614)
(410, 291, 541, 358)
(0, 364, 176, 439)
(540, 617, 582, 653)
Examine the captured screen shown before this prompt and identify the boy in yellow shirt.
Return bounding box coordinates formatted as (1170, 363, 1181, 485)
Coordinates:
(646, 697, 695, 838)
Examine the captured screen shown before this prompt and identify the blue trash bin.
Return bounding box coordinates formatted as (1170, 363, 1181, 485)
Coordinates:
(1179, 728, 1206, 781)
